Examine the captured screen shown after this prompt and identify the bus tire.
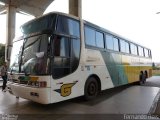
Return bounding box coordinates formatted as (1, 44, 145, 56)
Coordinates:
(139, 71, 145, 85)
(84, 77, 99, 100)
(144, 70, 148, 79)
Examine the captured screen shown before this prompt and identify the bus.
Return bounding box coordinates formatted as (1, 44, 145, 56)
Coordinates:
(8, 12, 152, 104)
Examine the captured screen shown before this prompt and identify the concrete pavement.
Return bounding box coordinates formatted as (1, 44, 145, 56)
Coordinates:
(0, 80, 2, 87)
(0, 76, 160, 120)
(0, 77, 2, 87)
(146, 76, 160, 116)
(145, 76, 160, 88)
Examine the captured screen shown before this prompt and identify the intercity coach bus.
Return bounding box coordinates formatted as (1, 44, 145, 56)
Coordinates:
(8, 12, 152, 104)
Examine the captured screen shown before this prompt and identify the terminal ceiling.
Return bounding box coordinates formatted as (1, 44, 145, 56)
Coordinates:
(0, 0, 54, 16)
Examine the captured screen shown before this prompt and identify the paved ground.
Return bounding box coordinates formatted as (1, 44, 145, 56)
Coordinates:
(0, 77, 160, 120)
(146, 76, 160, 117)
(0, 77, 2, 87)
(0, 79, 2, 87)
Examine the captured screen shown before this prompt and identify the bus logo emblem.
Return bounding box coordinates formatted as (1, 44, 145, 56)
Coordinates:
(55, 82, 77, 97)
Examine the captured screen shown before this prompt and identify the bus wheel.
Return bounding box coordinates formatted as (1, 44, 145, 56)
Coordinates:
(139, 71, 145, 85)
(144, 70, 148, 79)
(84, 77, 99, 100)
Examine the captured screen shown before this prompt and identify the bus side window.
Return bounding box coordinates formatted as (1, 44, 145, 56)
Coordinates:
(52, 35, 80, 79)
(52, 36, 71, 79)
(113, 37, 119, 51)
(125, 42, 130, 54)
(106, 34, 113, 50)
(149, 50, 152, 58)
(144, 48, 149, 57)
(120, 39, 130, 54)
(120, 39, 125, 53)
(85, 26, 96, 47)
(135, 45, 138, 55)
(131, 43, 138, 55)
(138, 46, 144, 57)
(71, 39, 80, 72)
(96, 31, 104, 48)
(57, 16, 80, 38)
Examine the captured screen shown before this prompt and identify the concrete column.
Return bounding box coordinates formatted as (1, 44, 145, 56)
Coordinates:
(5, 5, 16, 62)
(69, 0, 82, 18)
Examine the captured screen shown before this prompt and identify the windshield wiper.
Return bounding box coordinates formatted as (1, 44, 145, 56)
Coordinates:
(24, 36, 41, 49)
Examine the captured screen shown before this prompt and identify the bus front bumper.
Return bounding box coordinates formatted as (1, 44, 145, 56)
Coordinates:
(8, 82, 51, 104)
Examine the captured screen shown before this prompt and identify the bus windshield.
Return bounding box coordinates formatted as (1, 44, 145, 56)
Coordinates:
(10, 39, 23, 73)
(21, 34, 49, 75)
(21, 14, 56, 35)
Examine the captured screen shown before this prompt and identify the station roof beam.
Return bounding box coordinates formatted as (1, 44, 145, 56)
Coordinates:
(0, 0, 54, 17)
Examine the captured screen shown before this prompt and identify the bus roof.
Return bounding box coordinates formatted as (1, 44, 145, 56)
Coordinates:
(21, 12, 80, 28)
(21, 12, 150, 50)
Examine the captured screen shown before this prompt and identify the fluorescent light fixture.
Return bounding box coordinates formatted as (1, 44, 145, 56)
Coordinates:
(18, 11, 32, 16)
(156, 12, 160, 14)
(0, 1, 5, 6)
(0, 10, 6, 15)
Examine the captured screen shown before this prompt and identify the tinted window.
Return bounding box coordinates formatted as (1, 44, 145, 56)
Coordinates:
(54, 36, 70, 57)
(52, 36, 70, 78)
(52, 35, 80, 79)
(85, 26, 96, 46)
(138, 46, 144, 56)
(113, 37, 119, 51)
(144, 48, 149, 57)
(149, 50, 152, 58)
(96, 31, 104, 48)
(10, 40, 23, 73)
(22, 34, 49, 75)
(135, 46, 138, 55)
(120, 39, 125, 52)
(39, 35, 48, 53)
(57, 16, 80, 37)
(71, 39, 80, 72)
(131, 43, 138, 55)
(106, 34, 113, 50)
(22, 14, 56, 35)
(120, 39, 130, 53)
(126, 42, 130, 53)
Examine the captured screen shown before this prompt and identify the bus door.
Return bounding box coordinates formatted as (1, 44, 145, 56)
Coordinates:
(51, 35, 80, 79)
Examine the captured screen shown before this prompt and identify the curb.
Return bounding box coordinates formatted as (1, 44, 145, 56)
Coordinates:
(148, 89, 160, 114)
